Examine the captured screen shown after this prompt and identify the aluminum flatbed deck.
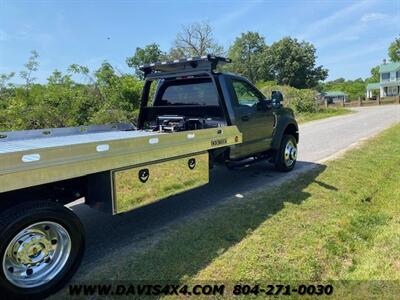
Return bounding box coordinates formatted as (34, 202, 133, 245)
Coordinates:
(0, 125, 242, 193)
(0, 130, 156, 154)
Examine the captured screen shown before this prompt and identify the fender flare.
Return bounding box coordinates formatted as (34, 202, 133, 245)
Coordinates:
(271, 115, 299, 150)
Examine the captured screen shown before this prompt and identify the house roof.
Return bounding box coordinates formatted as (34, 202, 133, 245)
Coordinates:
(366, 82, 380, 90)
(322, 91, 348, 97)
(380, 62, 400, 73)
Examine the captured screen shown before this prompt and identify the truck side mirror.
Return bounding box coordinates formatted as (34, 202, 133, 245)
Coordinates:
(256, 99, 272, 111)
(271, 91, 283, 108)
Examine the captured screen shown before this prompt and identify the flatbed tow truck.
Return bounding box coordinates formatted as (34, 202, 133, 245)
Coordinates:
(0, 55, 298, 299)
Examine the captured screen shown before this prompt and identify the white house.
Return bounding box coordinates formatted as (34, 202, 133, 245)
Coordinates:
(366, 60, 400, 98)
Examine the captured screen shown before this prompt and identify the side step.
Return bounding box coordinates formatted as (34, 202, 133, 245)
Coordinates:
(225, 153, 275, 170)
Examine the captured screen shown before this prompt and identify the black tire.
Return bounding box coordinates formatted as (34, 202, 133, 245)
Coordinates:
(274, 134, 297, 172)
(0, 201, 85, 300)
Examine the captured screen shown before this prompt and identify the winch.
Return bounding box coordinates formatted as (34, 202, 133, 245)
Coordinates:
(154, 115, 222, 132)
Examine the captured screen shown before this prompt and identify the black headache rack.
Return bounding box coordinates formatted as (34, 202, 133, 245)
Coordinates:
(139, 55, 231, 79)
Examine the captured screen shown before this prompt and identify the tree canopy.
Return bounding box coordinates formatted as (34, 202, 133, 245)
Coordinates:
(170, 22, 224, 58)
(0, 60, 143, 131)
(268, 37, 328, 88)
(366, 66, 380, 83)
(124, 24, 329, 89)
(388, 36, 400, 62)
(126, 43, 166, 79)
(226, 31, 272, 83)
(8, 21, 395, 132)
(319, 78, 366, 100)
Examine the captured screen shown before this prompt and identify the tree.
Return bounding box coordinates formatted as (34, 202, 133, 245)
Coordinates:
(170, 21, 224, 58)
(388, 36, 400, 62)
(95, 62, 117, 86)
(0, 72, 15, 89)
(20, 50, 39, 89)
(90, 62, 143, 124)
(319, 78, 366, 100)
(0, 72, 15, 105)
(366, 65, 380, 83)
(330, 78, 346, 84)
(268, 37, 328, 88)
(227, 31, 273, 83)
(126, 43, 166, 78)
(68, 64, 90, 80)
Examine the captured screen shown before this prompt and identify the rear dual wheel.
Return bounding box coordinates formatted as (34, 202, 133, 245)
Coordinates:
(0, 201, 85, 299)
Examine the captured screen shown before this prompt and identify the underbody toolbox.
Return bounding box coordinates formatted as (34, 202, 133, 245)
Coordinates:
(112, 152, 209, 214)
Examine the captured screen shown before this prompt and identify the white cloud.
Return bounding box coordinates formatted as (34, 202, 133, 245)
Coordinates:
(300, 0, 377, 39)
(322, 40, 389, 65)
(361, 12, 387, 22)
(2, 24, 53, 48)
(314, 13, 399, 48)
(212, 0, 262, 28)
(314, 24, 364, 48)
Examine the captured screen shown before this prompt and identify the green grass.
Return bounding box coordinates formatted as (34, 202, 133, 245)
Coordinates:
(73, 124, 400, 298)
(296, 107, 353, 123)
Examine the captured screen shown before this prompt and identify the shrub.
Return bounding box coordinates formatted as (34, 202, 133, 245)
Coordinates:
(258, 83, 319, 113)
(0, 69, 144, 131)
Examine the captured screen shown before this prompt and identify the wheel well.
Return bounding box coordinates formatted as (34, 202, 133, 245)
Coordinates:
(0, 177, 87, 211)
(283, 123, 299, 143)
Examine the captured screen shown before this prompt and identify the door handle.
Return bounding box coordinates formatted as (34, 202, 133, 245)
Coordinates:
(241, 115, 250, 121)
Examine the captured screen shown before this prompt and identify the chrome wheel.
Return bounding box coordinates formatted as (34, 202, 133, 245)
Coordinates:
(2, 221, 71, 289)
(284, 140, 297, 167)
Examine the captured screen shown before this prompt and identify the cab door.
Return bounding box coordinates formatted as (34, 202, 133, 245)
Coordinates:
(228, 77, 275, 159)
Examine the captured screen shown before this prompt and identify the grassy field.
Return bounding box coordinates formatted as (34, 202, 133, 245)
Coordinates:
(296, 107, 352, 123)
(73, 124, 400, 298)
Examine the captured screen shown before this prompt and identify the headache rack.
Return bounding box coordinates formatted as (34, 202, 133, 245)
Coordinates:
(139, 54, 231, 78)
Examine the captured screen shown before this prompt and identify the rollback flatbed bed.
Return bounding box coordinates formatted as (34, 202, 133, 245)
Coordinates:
(0, 124, 241, 204)
(0, 121, 241, 300)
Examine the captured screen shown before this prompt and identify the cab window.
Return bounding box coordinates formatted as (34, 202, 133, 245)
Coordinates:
(231, 79, 263, 107)
(155, 78, 219, 106)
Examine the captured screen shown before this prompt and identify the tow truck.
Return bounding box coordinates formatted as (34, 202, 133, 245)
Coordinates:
(0, 55, 298, 299)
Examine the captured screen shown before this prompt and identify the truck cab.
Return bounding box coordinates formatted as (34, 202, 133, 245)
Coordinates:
(138, 55, 299, 171)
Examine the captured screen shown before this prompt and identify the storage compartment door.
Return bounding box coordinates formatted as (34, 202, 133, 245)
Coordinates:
(112, 152, 209, 214)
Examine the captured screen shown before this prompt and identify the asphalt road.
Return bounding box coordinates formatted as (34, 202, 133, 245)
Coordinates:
(71, 104, 400, 274)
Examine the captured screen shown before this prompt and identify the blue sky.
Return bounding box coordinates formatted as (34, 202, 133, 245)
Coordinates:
(0, 0, 399, 83)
